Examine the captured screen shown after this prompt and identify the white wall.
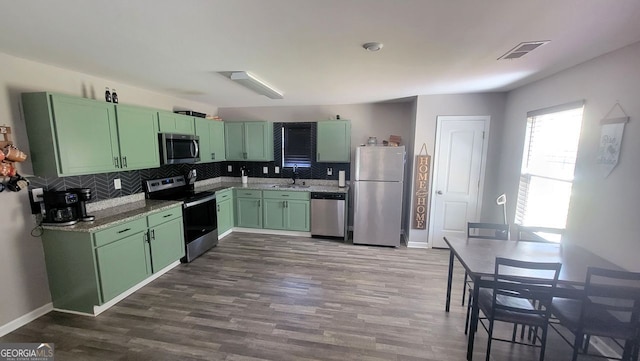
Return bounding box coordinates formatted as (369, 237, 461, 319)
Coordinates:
(406, 93, 507, 247)
(0, 51, 218, 328)
(498, 41, 640, 271)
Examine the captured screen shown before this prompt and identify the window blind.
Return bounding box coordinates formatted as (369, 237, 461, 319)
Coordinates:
(515, 103, 584, 228)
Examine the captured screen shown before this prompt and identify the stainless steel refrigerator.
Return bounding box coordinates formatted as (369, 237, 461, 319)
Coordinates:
(352, 146, 405, 246)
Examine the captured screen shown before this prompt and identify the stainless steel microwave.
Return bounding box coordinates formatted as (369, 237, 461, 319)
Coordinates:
(159, 133, 200, 164)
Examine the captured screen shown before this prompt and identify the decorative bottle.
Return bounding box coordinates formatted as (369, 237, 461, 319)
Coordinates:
(105, 87, 112, 102)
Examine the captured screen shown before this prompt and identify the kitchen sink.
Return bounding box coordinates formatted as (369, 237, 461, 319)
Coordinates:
(271, 184, 310, 189)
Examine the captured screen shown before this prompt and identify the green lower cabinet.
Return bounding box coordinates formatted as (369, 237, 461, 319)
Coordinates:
(287, 200, 311, 231)
(262, 191, 310, 232)
(95, 232, 151, 302)
(40, 208, 184, 314)
(235, 190, 262, 228)
(263, 199, 287, 230)
(217, 198, 234, 234)
(149, 217, 185, 272)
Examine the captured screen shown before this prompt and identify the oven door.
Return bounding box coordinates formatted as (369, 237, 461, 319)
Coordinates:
(160, 133, 200, 164)
(182, 193, 218, 262)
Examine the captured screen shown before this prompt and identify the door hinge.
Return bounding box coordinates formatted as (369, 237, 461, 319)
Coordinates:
(482, 131, 485, 140)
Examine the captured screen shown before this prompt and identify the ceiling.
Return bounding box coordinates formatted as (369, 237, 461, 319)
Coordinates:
(1, 0, 639, 108)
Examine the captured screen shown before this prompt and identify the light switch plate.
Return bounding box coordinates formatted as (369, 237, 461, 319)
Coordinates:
(275, 166, 280, 174)
(114, 178, 122, 190)
(263, 166, 268, 174)
(327, 168, 333, 176)
(227, 165, 232, 172)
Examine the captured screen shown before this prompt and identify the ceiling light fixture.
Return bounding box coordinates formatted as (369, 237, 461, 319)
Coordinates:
(229, 71, 283, 99)
(363, 42, 384, 52)
(498, 40, 550, 60)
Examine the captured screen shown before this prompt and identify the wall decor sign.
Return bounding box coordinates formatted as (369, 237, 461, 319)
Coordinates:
(596, 103, 629, 178)
(412, 143, 430, 229)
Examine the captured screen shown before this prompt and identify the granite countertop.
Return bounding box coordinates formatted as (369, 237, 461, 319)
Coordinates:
(41, 179, 347, 234)
(42, 199, 182, 233)
(196, 182, 350, 194)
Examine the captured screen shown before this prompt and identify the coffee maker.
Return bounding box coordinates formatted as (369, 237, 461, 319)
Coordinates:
(42, 191, 79, 226)
(69, 188, 95, 222)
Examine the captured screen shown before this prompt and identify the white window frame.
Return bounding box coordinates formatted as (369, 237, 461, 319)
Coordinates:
(515, 101, 584, 231)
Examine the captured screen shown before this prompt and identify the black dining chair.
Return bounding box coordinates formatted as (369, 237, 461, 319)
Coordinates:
(463, 222, 510, 334)
(477, 257, 562, 361)
(516, 225, 564, 243)
(550, 267, 640, 361)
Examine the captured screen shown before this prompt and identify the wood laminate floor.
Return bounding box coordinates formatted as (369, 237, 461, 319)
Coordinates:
(2, 233, 604, 360)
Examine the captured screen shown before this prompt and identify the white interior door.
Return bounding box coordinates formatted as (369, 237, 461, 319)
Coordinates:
(429, 116, 489, 248)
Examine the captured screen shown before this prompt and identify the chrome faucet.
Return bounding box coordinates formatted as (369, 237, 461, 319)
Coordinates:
(292, 164, 298, 184)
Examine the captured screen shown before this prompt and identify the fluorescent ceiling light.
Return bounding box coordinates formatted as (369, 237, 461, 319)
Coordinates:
(230, 71, 283, 99)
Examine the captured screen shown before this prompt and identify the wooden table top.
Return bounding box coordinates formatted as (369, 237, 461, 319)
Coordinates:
(444, 236, 623, 286)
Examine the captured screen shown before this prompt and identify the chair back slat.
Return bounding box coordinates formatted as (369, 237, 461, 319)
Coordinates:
(516, 225, 563, 243)
(468, 222, 509, 240)
(492, 257, 562, 318)
(581, 267, 640, 329)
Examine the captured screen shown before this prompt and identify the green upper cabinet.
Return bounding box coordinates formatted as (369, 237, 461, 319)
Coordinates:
(115, 104, 160, 170)
(22, 93, 120, 176)
(317, 120, 351, 163)
(195, 118, 225, 163)
(224, 122, 245, 160)
(224, 121, 274, 161)
(21, 92, 163, 176)
(158, 111, 195, 135)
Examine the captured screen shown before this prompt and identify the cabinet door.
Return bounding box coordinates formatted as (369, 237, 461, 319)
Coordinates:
(224, 122, 245, 160)
(95, 232, 150, 303)
(209, 121, 226, 162)
(236, 197, 262, 228)
(194, 118, 213, 163)
(158, 112, 195, 134)
(217, 198, 233, 234)
(317, 121, 351, 163)
(263, 199, 286, 230)
(245, 121, 273, 161)
(150, 218, 185, 273)
(287, 200, 311, 231)
(115, 104, 160, 170)
(51, 94, 120, 175)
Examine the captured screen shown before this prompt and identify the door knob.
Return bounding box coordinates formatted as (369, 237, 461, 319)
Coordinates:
(437, 190, 443, 195)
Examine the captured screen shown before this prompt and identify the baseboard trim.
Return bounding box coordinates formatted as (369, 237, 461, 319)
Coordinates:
(233, 227, 311, 238)
(590, 336, 621, 361)
(218, 229, 233, 239)
(407, 241, 430, 249)
(0, 302, 53, 337)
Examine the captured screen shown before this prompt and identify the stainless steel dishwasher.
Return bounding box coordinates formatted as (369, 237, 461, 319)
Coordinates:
(311, 192, 346, 238)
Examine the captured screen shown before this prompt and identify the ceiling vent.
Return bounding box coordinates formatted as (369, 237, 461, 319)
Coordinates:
(498, 41, 550, 60)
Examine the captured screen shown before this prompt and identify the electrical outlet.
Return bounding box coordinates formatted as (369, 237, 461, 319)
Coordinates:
(227, 165, 233, 172)
(31, 187, 44, 201)
(275, 166, 280, 174)
(113, 178, 122, 190)
(263, 166, 268, 174)
(327, 168, 333, 176)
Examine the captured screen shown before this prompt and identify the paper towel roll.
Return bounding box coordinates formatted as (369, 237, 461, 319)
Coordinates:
(241, 175, 248, 184)
(338, 170, 346, 188)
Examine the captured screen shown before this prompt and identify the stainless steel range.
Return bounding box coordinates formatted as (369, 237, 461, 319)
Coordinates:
(143, 175, 217, 262)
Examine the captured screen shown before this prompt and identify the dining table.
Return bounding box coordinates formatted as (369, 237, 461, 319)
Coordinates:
(443, 236, 623, 361)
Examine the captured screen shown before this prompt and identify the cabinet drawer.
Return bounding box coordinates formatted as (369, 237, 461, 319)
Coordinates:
(94, 218, 148, 247)
(147, 206, 182, 228)
(263, 190, 310, 200)
(216, 188, 233, 201)
(234, 189, 262, 198)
